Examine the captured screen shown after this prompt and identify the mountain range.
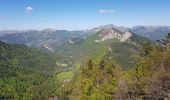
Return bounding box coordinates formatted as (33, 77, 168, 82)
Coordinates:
(0, 24, 170, 67)
(1, 24, 170, 99)
(41, 27, 147, 68)
(131, 25, 170, 40)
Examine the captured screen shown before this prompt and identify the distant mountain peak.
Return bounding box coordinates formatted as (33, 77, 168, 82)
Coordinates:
(41, 28, 57, 32)
(131, 25, 170, 40)
(95, 27, 132, 42)
(91, 24, 129, 33)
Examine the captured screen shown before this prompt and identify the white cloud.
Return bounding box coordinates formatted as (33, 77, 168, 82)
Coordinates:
(26, 6, 33, 14)
(99, 9, 115, 14)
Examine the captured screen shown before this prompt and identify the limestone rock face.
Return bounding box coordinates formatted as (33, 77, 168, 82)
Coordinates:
(120, 31, 132, 42)
(95, 28, 132, 42)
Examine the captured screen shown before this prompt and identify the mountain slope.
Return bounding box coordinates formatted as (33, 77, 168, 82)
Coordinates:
(55, 27, 148, 68)
(0, 41, 59, 99)
(1, 25, 170, 53)
(90, 24, 129, 33)
(0, 30, 91, 52)
(131, 26, 170, 40)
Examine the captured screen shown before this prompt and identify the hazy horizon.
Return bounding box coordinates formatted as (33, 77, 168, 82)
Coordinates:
(0, 24, 170, 31)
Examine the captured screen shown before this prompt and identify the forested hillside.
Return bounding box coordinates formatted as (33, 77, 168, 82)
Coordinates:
(57, 33, 170, 100)
(1, 32, 170, 100)
(0, 41, 60, 99)
(55, 28, 148, 68)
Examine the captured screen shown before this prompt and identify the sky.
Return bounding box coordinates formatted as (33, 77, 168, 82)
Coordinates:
(0, 0, 170, 30)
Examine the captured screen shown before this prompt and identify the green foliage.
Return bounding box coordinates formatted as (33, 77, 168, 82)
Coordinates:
(56, 71, 74, 81)
(0, 41, 59, 99)
(99, 40, 170, 100)
(130, 39, 170, 99)
(55, 31, 148, 69)
(1, 33, 170, 100)
(67, 60, 122, 100)
(60, 35, 170, 100)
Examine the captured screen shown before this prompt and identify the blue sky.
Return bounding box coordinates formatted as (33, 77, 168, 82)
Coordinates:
(0, 0, 170, 30)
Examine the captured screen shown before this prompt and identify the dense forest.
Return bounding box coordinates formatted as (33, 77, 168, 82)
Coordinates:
(57, 34, 170, 100)
(0, 41, 60, 99)
(0, 33, 170, 100)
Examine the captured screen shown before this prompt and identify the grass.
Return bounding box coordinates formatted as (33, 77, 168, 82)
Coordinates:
(56, 71, 74, 81)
